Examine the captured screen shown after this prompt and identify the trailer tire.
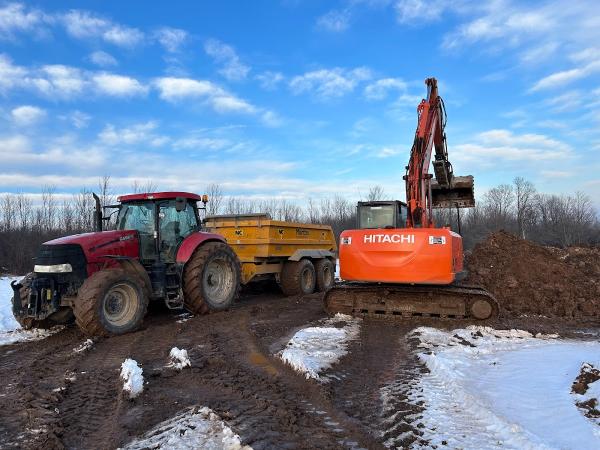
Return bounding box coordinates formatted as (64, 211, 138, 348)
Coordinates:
(73, 269, 149, 336)
(315, 259, 335, 292)
(280, 259, 316, 296)
(183, 242, 241, 314)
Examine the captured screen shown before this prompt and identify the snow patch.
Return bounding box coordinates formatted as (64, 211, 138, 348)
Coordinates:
(279, 313, 360, 380)
(168, 347, 191, 370)
(122, 405, 251, 450)
(120, 359, 144, 399)
(0, 276, 22, 332)
(73, 339, 94, 353)
(405, 326, 600, 450)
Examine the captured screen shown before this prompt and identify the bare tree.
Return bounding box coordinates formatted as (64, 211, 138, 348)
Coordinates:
(131, 180, 159, 194)
(513, 177, 536, 239)
(204, 183, 224, 216)
(366, 185, 386, 201)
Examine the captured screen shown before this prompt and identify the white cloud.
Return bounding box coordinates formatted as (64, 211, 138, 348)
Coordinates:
(453, 129, 573, 168)
(61, 10, 143, 47)
(204, 39, 250, 81)
(316, 9, 351, 32)
(376, 146, 401, 158)
(0, 134, 104, 168)
(255, 71, 284, 90)
(364, 77, 407, 100)
(89, 50, 117, 67)
(153, 76, 260, 115)
(531, 60, 600, 91)
(35, 64, 86, 98)
(155, 27, 188, 53)
(11, 105, 46, 126)
(395, 0, 449, 24)
(99, 121, 163, 146)
(289, 67, 372, 99)
(153, 77, 223, 101)
(172, 137, 230, 151)
(0, 2, 48, 40)
(0, 53, 27, 92)
(68, 110, 91, 129)
(92, 73, 148, 97)
(261, 110, 284, 127)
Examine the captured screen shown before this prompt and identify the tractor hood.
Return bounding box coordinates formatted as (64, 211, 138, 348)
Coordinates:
(44, 230, 140, 266)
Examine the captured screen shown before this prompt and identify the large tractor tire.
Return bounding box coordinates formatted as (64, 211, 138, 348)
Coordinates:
(315, 259, 335, 292)
(280, 259, 316, 296)
(73, 269, 149, 336)
(183, 242, 241, 314)
(14, 273, 73, 329)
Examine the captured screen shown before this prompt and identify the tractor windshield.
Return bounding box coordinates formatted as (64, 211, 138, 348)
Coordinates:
(116, 202, 156, 233)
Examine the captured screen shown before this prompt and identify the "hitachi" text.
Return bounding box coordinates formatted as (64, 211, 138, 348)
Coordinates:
(363, 234, 415, 244)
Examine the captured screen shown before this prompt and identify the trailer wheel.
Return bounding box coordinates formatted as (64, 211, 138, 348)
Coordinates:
(280, 259, 316, 296)
(73, 269, 149, 336)
(12, 273, 72, 329)
(315, 259, 335, 292)
(183, 242, 241, 314)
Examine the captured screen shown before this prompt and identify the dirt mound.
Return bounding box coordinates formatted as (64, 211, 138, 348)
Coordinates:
(465, 231, 600, 320)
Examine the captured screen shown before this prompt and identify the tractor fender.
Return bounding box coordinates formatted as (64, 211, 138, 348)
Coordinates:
(115, 258, 153, 294)
(176, 232, 226, 264)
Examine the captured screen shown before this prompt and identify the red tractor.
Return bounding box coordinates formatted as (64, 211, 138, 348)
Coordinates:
(11, 192, 241, 336)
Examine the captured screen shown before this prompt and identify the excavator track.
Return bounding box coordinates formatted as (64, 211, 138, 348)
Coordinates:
(324, 283, 499, 320)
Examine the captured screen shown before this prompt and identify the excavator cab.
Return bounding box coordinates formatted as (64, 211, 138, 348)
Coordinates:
(357, 201, 407, 229)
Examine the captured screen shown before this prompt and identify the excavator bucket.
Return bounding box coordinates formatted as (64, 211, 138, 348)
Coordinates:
(431, 175, 475, 208)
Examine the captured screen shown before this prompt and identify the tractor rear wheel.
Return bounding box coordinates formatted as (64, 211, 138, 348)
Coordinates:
(14, 273, 73, 329)
(280, 259, 316, 296)
(183, 242, 241, 314)
(315, 259, 335, 292)
(73, 269, 149, 336)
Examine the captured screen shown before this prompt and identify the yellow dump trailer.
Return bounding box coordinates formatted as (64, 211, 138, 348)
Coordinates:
(205, 214, 337, 296)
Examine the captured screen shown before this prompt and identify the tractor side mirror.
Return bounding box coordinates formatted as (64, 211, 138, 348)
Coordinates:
(175, 197, 187, 212)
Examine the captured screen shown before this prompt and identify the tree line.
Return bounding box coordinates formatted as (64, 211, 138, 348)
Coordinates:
(1, 177, 598, 274)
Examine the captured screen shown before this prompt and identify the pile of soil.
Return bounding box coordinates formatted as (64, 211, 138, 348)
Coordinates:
(465, 231, 600, 320)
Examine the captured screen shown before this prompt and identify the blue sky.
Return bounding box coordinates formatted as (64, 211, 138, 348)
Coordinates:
(0, 0, 599, 207)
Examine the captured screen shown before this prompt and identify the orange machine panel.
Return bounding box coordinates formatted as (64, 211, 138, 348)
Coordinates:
(339, 228, 463, 285)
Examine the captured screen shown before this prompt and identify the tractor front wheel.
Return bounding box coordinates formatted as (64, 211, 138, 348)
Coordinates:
(183, 242, 241, 314)
(73, 269, 149, 336)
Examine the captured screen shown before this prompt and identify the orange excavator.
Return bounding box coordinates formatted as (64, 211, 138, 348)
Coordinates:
(324, 78, 498, 320)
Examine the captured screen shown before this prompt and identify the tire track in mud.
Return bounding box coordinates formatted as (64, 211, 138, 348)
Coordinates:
(0, 327, 82, 449)
(323, 319, 426, 449)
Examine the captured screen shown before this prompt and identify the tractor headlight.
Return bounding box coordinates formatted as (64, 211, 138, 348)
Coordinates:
(34, 263, 73, 273)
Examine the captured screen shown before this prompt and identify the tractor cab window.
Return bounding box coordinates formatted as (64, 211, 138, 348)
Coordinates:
(117, 202, 156, 234)
(359, 204, 395, 229)
(158, 200, 199, 261)
(117, 202, 156, 261)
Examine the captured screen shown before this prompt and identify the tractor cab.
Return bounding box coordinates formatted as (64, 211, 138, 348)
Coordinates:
(356, 200, 408, 230)
(97, 192, 207, 263)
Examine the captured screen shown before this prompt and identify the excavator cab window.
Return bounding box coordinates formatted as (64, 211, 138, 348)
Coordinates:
(357, 201, 407, 229)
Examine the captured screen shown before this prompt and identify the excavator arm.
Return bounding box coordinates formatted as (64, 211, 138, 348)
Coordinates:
(404, 78, 474, 228)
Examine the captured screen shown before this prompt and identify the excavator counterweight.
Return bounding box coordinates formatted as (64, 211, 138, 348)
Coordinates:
(324, 78, 498, 321)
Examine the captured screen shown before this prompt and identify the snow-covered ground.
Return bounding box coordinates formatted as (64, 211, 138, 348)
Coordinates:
(0, 276, 22, 332)
(279, 313, 360, 380)
(122, 406, 252, 450)
(405, 326, 600, 450)
(0, 276, 62, 346)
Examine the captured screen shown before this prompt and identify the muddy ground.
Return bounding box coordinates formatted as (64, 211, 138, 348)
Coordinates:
(1, 286, 598, 450)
